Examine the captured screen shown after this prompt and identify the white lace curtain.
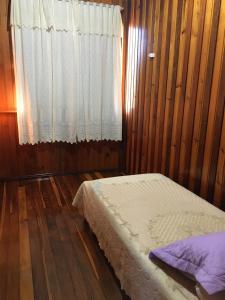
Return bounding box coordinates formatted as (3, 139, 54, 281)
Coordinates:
(11, 0, 123, 144)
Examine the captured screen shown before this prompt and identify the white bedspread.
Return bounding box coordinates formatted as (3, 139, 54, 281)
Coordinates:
(73, 174, 225, 300)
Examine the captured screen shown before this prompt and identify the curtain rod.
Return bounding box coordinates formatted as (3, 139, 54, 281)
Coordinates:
(57, 0, 124, 11)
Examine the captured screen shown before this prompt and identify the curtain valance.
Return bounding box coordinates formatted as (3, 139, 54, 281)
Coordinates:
(10, 0, 122, 36)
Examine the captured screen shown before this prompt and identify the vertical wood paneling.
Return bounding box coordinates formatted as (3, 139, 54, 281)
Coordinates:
(200, 0, 225, 200)
(214, 112, 225, 207)
(161, 0, 183, 175)
(125, 0, 225, 208)
(140, 0, 155, 173)
(153, 0, 172, 172)
(0, 0, 128, 179)
(134, 0, 148, 173)
(189, 0, 221, 192)
(146, 0, 162, 172)
(178, 0, 206, 185)
(169, 0, 194, 180)
(126, 0, 140, 173)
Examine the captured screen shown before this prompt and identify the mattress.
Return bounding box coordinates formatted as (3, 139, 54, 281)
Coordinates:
(72, 174, 225, 300)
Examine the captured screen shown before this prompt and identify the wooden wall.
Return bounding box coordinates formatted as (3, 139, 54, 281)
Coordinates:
(0, 0, 128, 180)
(125, 0, 225, 208)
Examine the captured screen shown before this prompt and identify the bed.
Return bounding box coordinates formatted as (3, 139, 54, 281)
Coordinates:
(72, 173, 225, 300)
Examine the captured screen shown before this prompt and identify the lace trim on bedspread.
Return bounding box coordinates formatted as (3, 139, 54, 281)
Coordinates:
(73, 175, 225, 300)
(92, 179, 225, 256)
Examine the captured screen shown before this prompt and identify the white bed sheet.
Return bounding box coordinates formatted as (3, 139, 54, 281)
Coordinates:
(73, 174, 225, 300)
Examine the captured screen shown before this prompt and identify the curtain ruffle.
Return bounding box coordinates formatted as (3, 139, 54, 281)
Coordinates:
(10, 0, 122, 37)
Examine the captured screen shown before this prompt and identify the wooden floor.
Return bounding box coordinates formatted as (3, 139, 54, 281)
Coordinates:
(0, 171, 129, 300)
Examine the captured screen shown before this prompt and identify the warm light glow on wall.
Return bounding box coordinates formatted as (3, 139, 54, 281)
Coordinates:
(125, 26, 139, 114)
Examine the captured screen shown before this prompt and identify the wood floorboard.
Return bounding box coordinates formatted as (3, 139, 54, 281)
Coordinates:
(18, 186, 34, 300)
(62, 175, 81, 197)
(6, 181, 19, 300)
(26, 182, 50, 300)
(0, 183, 10, 300)
(77, 222, 125, 300)
(0, 172, 129, 300)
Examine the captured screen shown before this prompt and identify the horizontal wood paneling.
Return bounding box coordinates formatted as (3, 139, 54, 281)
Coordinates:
(125, 0, 225, 208)
(0, 0, 128, 179)
(0, 112, 121, 179)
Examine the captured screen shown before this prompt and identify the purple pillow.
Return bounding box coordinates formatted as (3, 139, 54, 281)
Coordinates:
(149, 232, 225, 295)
